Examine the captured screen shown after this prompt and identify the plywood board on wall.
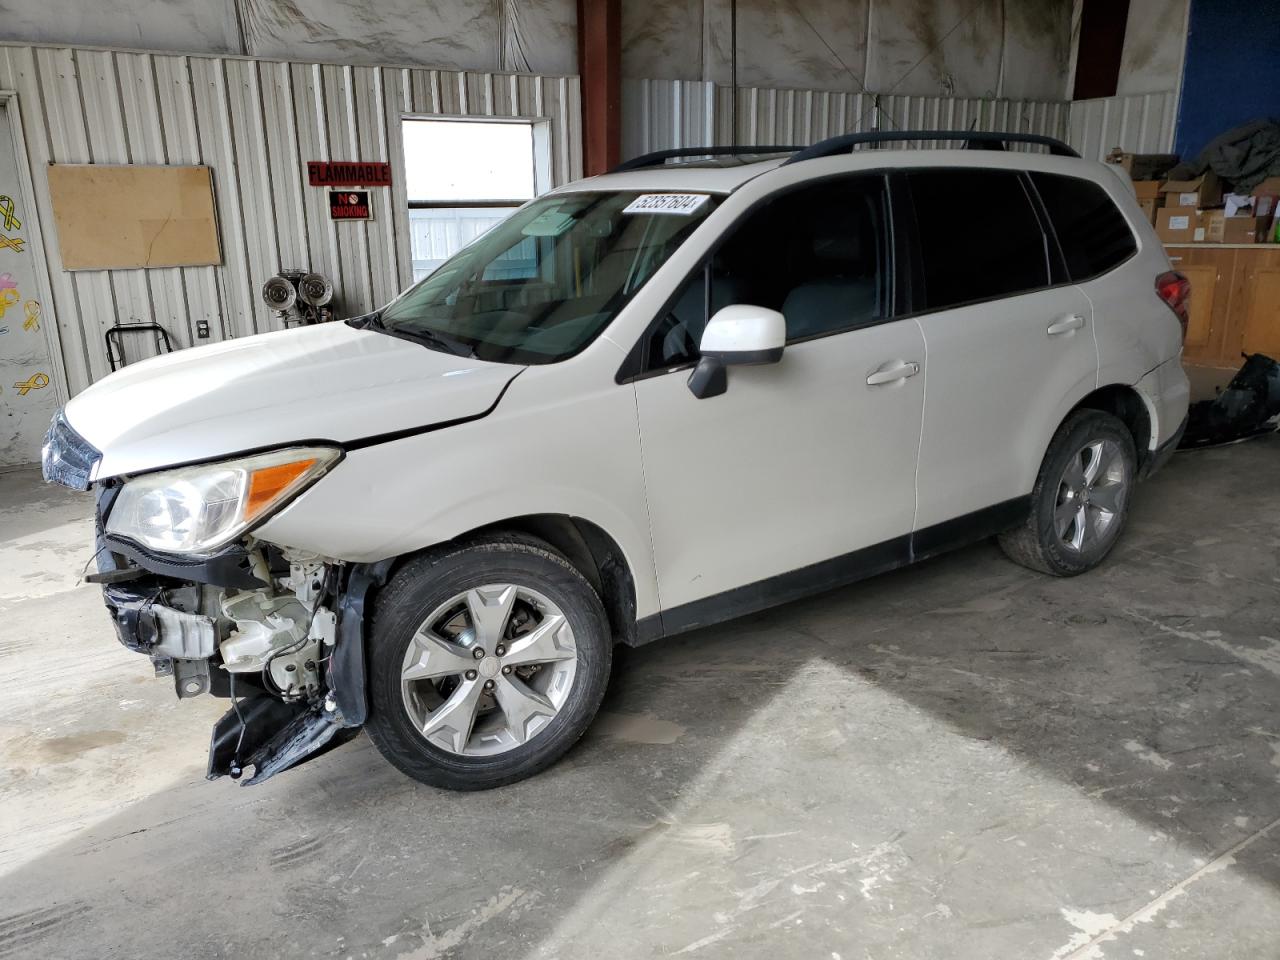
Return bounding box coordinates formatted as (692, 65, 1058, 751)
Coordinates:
(46, 164, 222, 270)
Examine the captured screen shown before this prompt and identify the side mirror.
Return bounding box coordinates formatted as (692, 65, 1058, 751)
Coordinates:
(687, 305, 786, 399)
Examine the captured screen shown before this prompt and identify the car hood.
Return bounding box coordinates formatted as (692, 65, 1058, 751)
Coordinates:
(64, 322, 521, 478)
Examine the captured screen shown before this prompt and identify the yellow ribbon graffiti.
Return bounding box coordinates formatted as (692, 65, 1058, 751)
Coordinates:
(14, 372, 49, 396)
(0, 235, 24, 252)
(0, 197, 20, 232)
(23, 300, 40, 331)
(0, 288, 17, 318)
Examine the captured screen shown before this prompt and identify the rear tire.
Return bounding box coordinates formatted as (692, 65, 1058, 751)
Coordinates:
(999, 410, 1137, 576)
(365, 534, 612, 790)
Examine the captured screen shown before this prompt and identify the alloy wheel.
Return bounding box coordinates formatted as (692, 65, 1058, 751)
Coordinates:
(400, 584, 578, 756)
(1053, 438, 1128, 553)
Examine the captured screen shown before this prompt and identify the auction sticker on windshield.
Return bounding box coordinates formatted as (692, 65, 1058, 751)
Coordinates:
(622, 194, 710, 215)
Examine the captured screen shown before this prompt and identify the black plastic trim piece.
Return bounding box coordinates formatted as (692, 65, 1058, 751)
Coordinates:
(706, 346, 784, 365)
(1020, 170, 1072, 286)
(329, 558, 396, 727)
(909, 496, 1032, 564)
(654, 536, 910, 640)
(886, 171, 918, 316)
(102, 576, 171, 653)
(102, 534, 267, 589)
(686, 356, 727, 399)
(784, 131, 1080, 163)
(632, 496, 1034, 645)
(207, 696, 303, 781)
(612, 145, 804, 172)
(241, 708, 354, 786)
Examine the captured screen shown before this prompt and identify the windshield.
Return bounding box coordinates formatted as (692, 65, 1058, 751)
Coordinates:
(376, 191, 718, 364)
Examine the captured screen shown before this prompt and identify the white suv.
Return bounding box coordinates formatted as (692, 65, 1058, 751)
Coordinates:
(43, 132, 1190, 790)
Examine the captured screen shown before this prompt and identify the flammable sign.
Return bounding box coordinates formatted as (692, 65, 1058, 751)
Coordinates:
(329, 190, 372, 221)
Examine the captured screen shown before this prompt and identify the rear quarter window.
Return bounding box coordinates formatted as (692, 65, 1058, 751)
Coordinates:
(1030, 172, 1138, 281)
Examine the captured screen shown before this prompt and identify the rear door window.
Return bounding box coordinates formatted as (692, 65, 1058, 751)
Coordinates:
(906, 169, 1050, 311)
(1030, 172, 1138, 281)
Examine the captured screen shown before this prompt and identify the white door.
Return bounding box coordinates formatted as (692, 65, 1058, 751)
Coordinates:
(632, 175, 925, 622)
(903, 168, 1099, 532)
(0, 102, 57, 467)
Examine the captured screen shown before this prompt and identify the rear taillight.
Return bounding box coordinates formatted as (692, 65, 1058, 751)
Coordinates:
(1156, 270, 1191, 341)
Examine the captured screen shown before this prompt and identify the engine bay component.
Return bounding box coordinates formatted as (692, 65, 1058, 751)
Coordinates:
(102, 580, 215, 657)
(219, 590, 310, 671)
(174, 658, 211, 699)
(151, 603, 218, 660)
(220, 589, 326, 699)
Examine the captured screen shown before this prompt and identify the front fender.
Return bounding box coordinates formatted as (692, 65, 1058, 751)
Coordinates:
(254, 376, 660, 620)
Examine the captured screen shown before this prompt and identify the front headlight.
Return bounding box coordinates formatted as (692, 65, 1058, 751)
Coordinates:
(105, 446, 341, 555)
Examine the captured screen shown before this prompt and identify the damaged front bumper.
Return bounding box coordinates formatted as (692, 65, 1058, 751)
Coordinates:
(91, 486, 388, 786)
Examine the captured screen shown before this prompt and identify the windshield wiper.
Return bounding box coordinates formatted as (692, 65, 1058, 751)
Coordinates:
(346, 310, 384, 331)
(352, 311, 474, 358)
(392, 325, 476, 358)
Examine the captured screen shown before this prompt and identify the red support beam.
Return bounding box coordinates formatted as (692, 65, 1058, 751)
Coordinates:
(577, 0, 621, 175)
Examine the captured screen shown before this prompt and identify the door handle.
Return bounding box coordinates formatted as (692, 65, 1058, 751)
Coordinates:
(866, 361, 920, 386)
(1047, 314, 1086, 336)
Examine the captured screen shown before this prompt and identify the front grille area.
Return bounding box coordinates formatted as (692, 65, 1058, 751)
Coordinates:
(42, 411, 101, 491)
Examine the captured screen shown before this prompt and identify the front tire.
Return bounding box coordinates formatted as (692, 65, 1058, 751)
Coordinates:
(999, 409, 1137, 576)
(365, 535, 612, 790)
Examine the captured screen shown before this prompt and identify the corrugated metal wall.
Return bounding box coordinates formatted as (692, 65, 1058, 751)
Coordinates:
(623, 79, 1179, 165)
(1066, 91, 1179, 162)
(0, 43, 581, 396)
(622, 79, 1073, 157)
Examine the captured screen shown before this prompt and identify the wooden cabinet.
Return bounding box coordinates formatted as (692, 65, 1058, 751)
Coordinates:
(1166, 245, 1280, 367)
(1242, 268, 1280, 358)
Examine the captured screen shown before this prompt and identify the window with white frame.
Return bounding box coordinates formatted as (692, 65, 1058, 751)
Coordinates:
(403, 118, 546, 282)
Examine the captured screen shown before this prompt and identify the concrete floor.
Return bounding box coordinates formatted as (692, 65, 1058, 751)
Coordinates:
(2, 437, 1280, 960)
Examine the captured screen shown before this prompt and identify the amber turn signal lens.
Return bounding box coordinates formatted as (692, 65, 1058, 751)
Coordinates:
(244, 458, 318, 521)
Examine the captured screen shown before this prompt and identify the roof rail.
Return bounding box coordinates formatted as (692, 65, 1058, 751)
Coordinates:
(611, 145, 804, 173)
(784, 130, 1080, 164)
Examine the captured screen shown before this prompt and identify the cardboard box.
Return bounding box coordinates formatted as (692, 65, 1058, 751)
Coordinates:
(1199, 209, 1226, 242)
(1160, 171, 1223, 209)
(1223, 216, 1262, 244)
(1132, 180, 1162, 201)
(1156, 206, 1199, 243)
(1138, 198, 1158, 225)
(1106, 150, 1178, 181)
(1196, 210, 1263, 244)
